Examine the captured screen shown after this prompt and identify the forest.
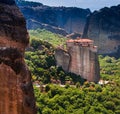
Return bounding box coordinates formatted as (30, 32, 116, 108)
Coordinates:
(25, 29, 120, 114)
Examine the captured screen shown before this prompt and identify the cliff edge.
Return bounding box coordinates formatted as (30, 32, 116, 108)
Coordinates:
(83, 5, 120, 58)
(16, 0, 91, 34)
(0, 0, 36, 114)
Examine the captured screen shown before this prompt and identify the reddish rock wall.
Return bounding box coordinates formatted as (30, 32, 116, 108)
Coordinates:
(0, 0, 36, 114)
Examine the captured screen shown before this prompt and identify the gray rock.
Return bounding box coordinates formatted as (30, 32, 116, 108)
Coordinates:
(83, 5, 120, 58)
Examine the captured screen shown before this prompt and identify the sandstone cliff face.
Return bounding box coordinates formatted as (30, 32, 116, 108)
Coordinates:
(0, 0, 36, 114)
(83, 5, 120, 58)
(16, 0, 91, 34)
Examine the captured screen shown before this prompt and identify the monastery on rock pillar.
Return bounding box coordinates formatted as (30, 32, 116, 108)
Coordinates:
(55, 38, 100, 82)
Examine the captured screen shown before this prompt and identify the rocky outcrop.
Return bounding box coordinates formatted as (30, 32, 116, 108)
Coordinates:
(55, 48, 70, 71)
(0, 0, 36, 114)
(66, 32, 82, 39)
(83, 5, 120, 58)
(27, 19, 68, 36)
(55, 39, 100, 82)
(16, 0, 91, 34)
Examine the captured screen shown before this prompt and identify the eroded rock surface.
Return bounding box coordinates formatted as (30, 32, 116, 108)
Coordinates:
(16, 0, 91, 34)
(0, 0, 36, 114)
(83, 5, 120, 58)
(55, 48, 70, 71)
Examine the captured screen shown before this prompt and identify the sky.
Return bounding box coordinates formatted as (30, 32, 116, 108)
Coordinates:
(26, 0, 120, 11)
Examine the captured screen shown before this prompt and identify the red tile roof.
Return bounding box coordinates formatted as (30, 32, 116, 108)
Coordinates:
(67, 39, 93, 43)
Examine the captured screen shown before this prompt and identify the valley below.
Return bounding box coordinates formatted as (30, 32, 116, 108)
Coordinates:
(17, 1, 120, 113)
(0, 0, 120, 114)
(26, 29, 120, 114)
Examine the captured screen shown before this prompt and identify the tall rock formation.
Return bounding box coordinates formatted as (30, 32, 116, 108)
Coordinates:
(83, 5, 120, 58)
(16, 0, 91, 34)
(0, 0, 36, 114)
(55, 39, 100, 82)
(55, 48, 70, 71)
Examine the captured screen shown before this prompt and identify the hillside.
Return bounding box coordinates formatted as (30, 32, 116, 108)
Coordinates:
(16, 0, 120, 58)
(1, 1, 120, 114)
(29, 29, 66, 47)
(26, 29, 85, 85)
(16, 0, 91, 34)
(26, 29, 120, 114)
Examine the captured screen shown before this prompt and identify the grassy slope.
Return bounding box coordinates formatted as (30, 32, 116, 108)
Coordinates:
(29, 29, 66, 47)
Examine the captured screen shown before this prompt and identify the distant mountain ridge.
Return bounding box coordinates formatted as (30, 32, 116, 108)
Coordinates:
(26, 19, 68, 36)
(0, 0, 15, 5)
(16, 0, 91, 35)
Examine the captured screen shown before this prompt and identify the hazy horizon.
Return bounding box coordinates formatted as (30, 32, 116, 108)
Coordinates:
(26, 0, 120, 11)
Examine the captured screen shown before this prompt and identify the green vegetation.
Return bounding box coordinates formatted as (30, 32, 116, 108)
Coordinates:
(25, 38, 85, 85)
(25, 29, 120, 114)
(99, 55, 120, 82)
(29, 29, 66, 47)
(34, 82, 120, 114)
